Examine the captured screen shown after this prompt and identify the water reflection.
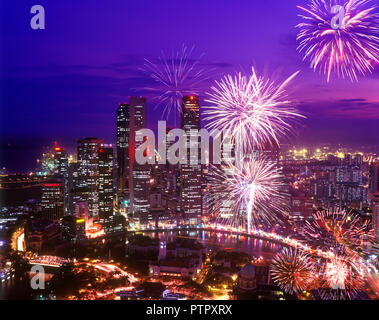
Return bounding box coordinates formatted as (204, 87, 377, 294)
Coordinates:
(142, 230, 282, 258)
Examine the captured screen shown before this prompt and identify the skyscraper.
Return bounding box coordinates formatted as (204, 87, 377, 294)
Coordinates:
(77, 138, 104, 217)
(41, 182, 64, 221)
(129, 97, 150, 227)
(53, 143, 69, 215)
(180, 95, 202, 225)
(117, 103, 130, 195)
(369, 162, 379, 243)
(98, 146, 114, 218)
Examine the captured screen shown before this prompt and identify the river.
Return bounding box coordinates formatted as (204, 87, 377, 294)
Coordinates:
(141, 229, 282, 258)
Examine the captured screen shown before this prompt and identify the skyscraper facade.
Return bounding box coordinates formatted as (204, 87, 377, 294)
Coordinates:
(41, 182, 64, 221)
(53, 143, 69, 215)
(129, 97, 150, 227)
(98, 146, 114, 218)
(180, 95, 202, 225)
(369, 162, 379, 242)
(117, 103, 130, 195)
(77, 138, 104, 217)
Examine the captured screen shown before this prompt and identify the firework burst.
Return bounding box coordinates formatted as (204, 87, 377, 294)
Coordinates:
(141, 45, 211, 119)
(324, 256, 350, 289)
(302, 208, 374, 254)
(270, 248, 316, 294)
(296, 0, 379, 82)
(204, 67, 303, 153)
(208, 156, 289, 232)
(321, 256, 365, 294)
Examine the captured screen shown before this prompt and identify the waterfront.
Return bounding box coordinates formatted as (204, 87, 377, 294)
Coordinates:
(141, 229, 282, 258)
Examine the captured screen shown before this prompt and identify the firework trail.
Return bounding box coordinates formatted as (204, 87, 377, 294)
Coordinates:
(141, 45, 212, 119)
(270, 248, 316, 294)
(204, 67, 303, 153)
(208, 156, 289, 232)
(296, 0, 379, 82)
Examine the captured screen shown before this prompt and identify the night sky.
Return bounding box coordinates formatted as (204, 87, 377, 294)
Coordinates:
(1, 0, 379, 172)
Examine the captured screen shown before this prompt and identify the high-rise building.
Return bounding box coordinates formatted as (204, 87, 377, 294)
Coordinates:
(353, 154, 363, 168)
(77, 138, 104, 217)
(180, 95, 202, 225)
(68, 160, 82, 216)
(41, 182, 64, 221)
(53, 143, 69, 214)
(369, 162, 379, 242)
(98, 146, 114, 218)
(129, 97, 150, 227)
(117, 103, 130, 195)
(116, 98, 151, 227)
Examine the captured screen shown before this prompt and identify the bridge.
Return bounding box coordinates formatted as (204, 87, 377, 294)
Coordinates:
(28, 255, 71, 268)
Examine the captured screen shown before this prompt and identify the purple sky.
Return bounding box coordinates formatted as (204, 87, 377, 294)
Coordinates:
(1, 0, 379, 171)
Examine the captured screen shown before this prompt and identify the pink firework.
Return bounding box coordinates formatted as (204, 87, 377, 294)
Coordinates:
(208, 156, 289, 231)
(324, 257, 350, 289)
(323, 256, 365, 291)
(303, 207, 374, 253)
(296, 0, 379, 82)
(204, 67, 303, 152)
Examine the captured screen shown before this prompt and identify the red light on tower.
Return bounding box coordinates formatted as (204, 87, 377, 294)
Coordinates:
(190, 96, 194, 100)
(99, 149, 103, 153)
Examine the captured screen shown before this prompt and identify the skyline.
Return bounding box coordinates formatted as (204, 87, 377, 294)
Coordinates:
(1, 1, 379, 302)
(1, 0, 379, 171)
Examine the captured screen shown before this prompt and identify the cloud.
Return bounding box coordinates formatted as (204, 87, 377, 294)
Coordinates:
(299, 98, 379, 119)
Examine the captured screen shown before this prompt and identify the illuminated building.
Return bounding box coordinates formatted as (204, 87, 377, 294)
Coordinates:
(77, 138, 104, 217)
(41, 183, 64, 221)
(353, 154, 363, 168)
(290, 193, 316, 220)
(129, 97, 150, 227)
(24, 219, 62, 253)
(369, 162, 379, 243)
(98, 146, 114, 218)
(117, 103, 130, 208)
(180, 95, 202, 225)
(53, 143, 69, 215)
(234, 261, 296, 300)
(75, 201, 88, 239)
(149, 238, 204, 278)
(68, 160, 81, 215)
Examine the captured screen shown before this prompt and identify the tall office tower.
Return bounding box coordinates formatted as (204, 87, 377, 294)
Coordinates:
(354, 154, 363, 168)
(129, 97, 150, 227)
(77, 138, 104, 217)
(68, 160, 82, 215)
(216, 133, 236, 222)
(117, 103, 130, 195)
(41, 182, 64, 221)
(53, 143, 69, 214)
(180, 95, 202, 225)
(98, 146, 114, 218)
(344, 153, 353, 166)
(255, 141, 280, 165)
(369, 162, 379, 242)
